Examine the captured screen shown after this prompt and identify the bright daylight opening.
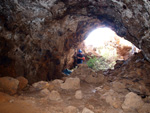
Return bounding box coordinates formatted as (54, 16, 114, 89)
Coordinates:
(83, 27, 139, 71)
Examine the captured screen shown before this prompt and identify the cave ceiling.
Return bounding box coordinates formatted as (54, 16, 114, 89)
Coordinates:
(0, 0, 150, 83)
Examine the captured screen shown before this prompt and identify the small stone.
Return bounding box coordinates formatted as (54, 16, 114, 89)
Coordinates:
(48, 90, 61, 101)
(75, 90, 83, 99)
(63, 106, 79, 113)
(82, 107, 94, 113)
(40, 88, 50, 97)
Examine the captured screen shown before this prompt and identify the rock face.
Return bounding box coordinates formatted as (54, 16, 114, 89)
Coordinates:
(0, 0, 150, 83)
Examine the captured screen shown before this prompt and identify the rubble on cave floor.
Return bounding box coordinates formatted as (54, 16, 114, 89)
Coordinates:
(0, 52, 150, 113)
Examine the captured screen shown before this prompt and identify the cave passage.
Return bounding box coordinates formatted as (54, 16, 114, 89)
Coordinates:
(82, 27, 140, 71)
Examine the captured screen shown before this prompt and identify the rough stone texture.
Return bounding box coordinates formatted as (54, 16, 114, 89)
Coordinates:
(138, 103, 150, 113)
(85, 74, 105, 84)
(101, 89, 124, 108)
(48, 90, 61, 101)
(75, 90, 83, 99)
(0, 0, 150, 83)
(71, 64, 97, 81)
(32, 81, 49, 90)
(0, 92, 14, 102)
(63, 106, 79, 113)
(105, 108, 124, 113)
(16, 76, 28, 90)
(0, 77, 19, 95)
(61, 77, 80, 90)
(82, 107, 94, 113)
(122, 92, 144, 112)
(40, 88, 50, 97)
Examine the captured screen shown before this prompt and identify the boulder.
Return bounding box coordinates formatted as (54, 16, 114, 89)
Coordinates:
(0, 77, 19, 95)
(75, 90, 83, 99)
(63, 106, 79, 113)
(122, 92, 144, 111)
(16, 76, 28, 90)
(48, 90, 61, 101)
(61, 77, 80, 90)
(82, 107, 94, 113)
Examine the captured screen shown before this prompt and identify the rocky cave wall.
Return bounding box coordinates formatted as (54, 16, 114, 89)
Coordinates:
(0, 0, 150, 83)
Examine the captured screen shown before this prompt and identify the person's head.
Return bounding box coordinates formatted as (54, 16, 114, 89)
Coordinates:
(78, 49, 82, 53)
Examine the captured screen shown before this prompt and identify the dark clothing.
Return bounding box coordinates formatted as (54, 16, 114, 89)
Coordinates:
(77, 53, 84, 64)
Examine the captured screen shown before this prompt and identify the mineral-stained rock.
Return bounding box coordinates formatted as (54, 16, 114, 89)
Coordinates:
(61, 77, 80, 90)
(122, 92, 144, 111)
(63, 106, 79, 113)
(0, 77, 19, 95)
(75, 90, 83, 99)
(16, 76, 28, 90)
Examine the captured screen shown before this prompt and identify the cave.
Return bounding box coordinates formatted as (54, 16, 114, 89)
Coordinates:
(0, 0, 150, 113)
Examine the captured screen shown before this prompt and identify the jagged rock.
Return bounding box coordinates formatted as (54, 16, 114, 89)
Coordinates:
(122, 92, 144, 111)
(48, 90, 61, 101)
(0, 77, 19, 95)
(82, 107, 94, 113)
(16, 76, 28, 90)
(40, 88, 50, 97)
(75, 90, 83, 99)
(32, 81, 49, 90)
(85, 74, 105, 84)
(63, 106, 79, 113)
(61, 77, 80, 90)
(138, 103, 150, 113)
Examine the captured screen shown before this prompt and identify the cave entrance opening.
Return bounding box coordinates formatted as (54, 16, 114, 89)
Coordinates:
(80, 27, 140, 71)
